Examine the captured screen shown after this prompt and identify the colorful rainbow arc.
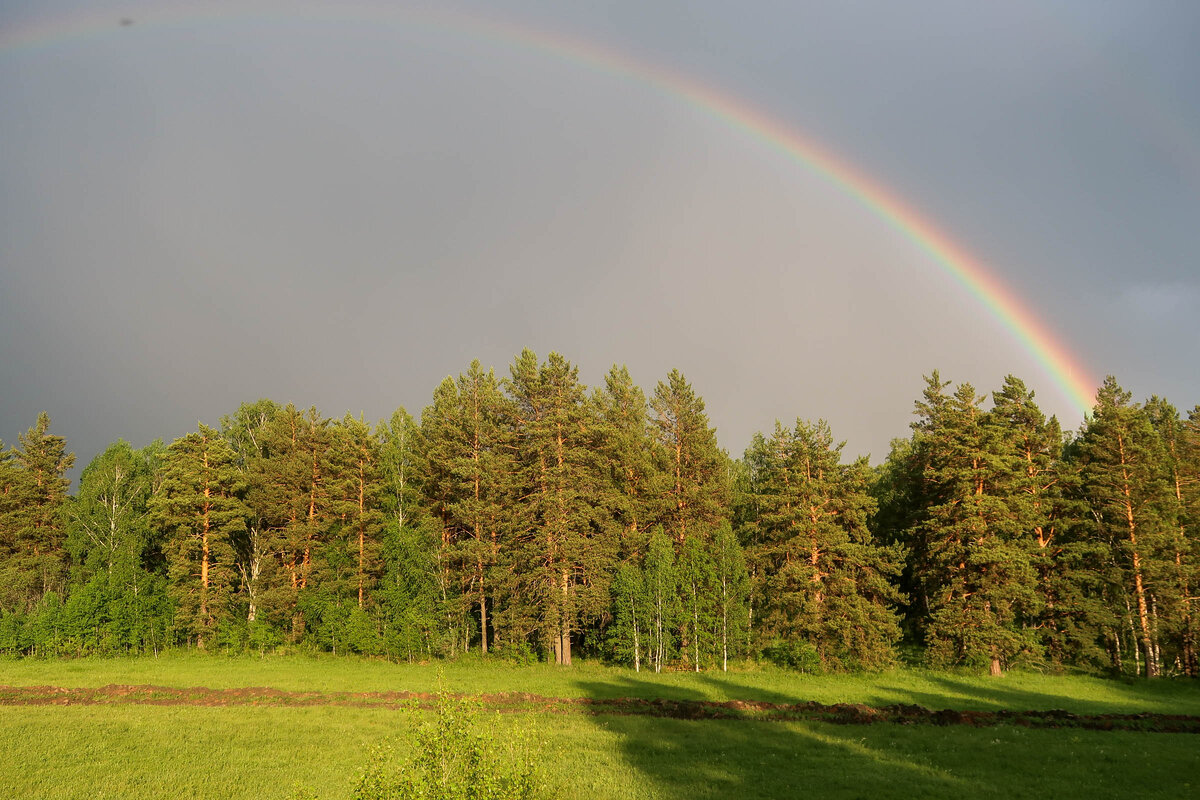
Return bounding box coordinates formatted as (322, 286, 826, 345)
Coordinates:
(0, 2, 1098, 416)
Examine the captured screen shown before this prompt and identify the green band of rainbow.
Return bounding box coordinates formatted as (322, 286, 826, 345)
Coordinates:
(0, 2, 1098, 416)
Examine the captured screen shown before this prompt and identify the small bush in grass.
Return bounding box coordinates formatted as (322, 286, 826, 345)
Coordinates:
(492, 642, 539, 667)
(762, 639, 823, 673)
(353, 692, 541, 800)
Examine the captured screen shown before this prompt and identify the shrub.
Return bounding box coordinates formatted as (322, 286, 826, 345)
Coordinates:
(353, 692, 541, 800)
(762, 639, 823, 673)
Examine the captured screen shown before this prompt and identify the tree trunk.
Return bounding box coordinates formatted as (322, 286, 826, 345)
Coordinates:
(479, 569, 488, 655)
(357, 457, 366, 609)
(722, 573, 729, 672)
(632, 600, 641, 673)
(1119, 433, 1158, 677)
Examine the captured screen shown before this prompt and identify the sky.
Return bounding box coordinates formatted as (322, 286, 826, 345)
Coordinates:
(1, 0, 1198, 484)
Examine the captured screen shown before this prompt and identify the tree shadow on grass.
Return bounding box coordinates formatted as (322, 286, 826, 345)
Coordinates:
(572, 674, 984, 800)
(860, 672, 1200, 717)
(694, 667, 1200, 717)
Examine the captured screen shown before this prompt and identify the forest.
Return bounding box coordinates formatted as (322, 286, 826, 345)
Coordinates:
(1, 349, 1196, 679)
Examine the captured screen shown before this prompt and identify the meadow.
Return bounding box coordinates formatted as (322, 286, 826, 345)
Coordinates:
(1, 655, 1198, 799)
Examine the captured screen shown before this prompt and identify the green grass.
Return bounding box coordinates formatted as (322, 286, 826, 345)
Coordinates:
(3, 652, 1199, 714)
(0, 704, 1194, 799)
(1, 655, 1198, 799)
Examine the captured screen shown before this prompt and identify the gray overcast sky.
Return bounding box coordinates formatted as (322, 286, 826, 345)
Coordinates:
(2, 0, 1198, 483)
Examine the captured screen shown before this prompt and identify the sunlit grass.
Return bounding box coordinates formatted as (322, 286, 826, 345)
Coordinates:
(2, 653, 1198, 715)
(0, 704, 1194, 800)
(2, 656, 1197, 798)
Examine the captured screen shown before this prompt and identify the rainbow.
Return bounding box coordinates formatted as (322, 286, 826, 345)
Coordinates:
(0, 1, 1098, 415)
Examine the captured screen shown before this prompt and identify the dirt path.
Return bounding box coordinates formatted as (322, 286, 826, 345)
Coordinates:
(2, 684, 1197, 732)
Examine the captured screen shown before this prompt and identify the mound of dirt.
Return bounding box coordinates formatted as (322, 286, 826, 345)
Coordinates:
(2, 684, 1196, 733)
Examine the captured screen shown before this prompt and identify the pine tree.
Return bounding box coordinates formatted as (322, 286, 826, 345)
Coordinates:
(0, 413, 75, 612)
(988, 377, 1099, 666)
(1185, 406, 1200, 674)
(910, 376, 1039, 674)
(333, 414, 386, 610)
(593, 365, 660, 559)
(420, 363, 512, 655)
(505, 350, 614, 664)
(1076, 377, 1176, 677)
(253, 405, 339, 640)
(746, 419, 902, 670)
(1144, 396, 1199, 675)
(649, 369, 729, 546)
(0, 438, 20, 612)
(151, 425, 247, 647)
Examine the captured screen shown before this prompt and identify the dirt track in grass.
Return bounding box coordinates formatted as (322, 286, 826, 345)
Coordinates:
(2, 683, 1198, 733)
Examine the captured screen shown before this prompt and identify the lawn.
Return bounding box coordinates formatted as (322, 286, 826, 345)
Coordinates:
(1, 655, 1197, 799)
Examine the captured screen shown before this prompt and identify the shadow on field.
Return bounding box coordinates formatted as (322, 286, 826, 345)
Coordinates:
(573, 674, 988, 799)
(863, 674, 1190, 716)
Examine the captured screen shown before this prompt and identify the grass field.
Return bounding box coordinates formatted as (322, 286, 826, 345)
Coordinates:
(1, 655, 1197, 799)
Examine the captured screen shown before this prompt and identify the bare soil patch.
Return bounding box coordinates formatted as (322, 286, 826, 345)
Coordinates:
(2, 684, 1196, 732)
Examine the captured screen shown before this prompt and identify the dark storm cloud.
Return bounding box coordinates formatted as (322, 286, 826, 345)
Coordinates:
(2, 0, 1198, 484)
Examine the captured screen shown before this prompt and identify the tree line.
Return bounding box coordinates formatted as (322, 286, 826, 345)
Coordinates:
(0, 351, 1196, 677)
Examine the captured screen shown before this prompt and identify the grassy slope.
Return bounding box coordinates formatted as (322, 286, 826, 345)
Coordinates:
(1, 656, 1198, 799)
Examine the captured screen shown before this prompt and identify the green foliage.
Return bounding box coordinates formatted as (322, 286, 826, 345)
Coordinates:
(420, 362, 512, 657)
(150, 425, 248, 648)
(0, 413, 74, 612)
(376, 522, 445, 661)
(761, 639, 822, 673)
(649, 369, 729, 545)
(1075, 377, 1179, 677)
(2, 361, 1197, 676)
(642, 530, 679, 672)
(741, 419, 902, 671)
(352, 693, 540, 800)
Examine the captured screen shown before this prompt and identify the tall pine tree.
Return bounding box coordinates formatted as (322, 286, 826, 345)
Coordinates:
(0, 413, 74, 612)
(1076, 378, 1176, 677)
(151, 425, 247, 647)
